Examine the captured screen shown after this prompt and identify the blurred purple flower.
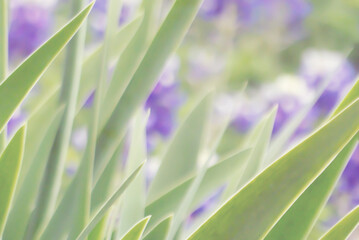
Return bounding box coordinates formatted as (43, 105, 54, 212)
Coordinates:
(145, 58, 183, 148)
(200, 0, 227, 19)
(232, 75, 311, 135)
(300, 50, 357, 116)
(235, 0, 311, 27)
(7, 109, 27, 137)
(187, 187, 224, 226)
(83, 91, 95, 108)
(90, 0, 134, 37)
(339, 145, 359, 201)
(9, 4, 52, 59)
(201, 0, 311, 29)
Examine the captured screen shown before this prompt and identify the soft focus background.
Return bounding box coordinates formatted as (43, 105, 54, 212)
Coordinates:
(6, 0, 359, 238)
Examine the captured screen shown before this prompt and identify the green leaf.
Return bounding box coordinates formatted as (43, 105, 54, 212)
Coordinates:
(143, 216, 173, 240)
(148, 95, 211, 202)
(145, 149, 250, 230)
(320, 206, 359, 240)
(265, 140, 357, 240)
(265, 77, 359, 240)
(117, 111, 148, 236)
(75, 162, 145, 240)
(94, 0, 204, 178)
(3, 107, 64, 240)
(0, 1, 94, 133)
(187, 98, 359, 240)
(0, 126, 25, 236)
(120, 217, 151, 240)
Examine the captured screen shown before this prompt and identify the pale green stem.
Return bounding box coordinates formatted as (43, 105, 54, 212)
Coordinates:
(24, 0, 88, 239)
(0, 0, 8, 151)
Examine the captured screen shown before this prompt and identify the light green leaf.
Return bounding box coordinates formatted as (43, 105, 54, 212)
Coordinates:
(265, 77, 359, 240)
(145, 149, 250, 230)
(143, 216, 173, 240)
(265, 140, 357, 240)
(0, 2, 94, 133)
(3, 107, 64, 240)
(120, 217, 151, 240)
(75, 162, 145, 240)
(94, 0, 204, 179)
(320, 206, 359, 240)
(148, 94, 211, 202)
(117, 111, 148, 236)
(187, 98, 359, 240)
(0, 126, 25, 236)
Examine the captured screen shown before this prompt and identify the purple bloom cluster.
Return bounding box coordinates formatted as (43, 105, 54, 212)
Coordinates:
(200, 0, 311, 30)
(7, 109, 27, 137)
(341, 147, 359, 200)
(233, 50, 357, 137)
(9, 4, 52, 60)
(232, 74, 313, 135)
(300, 50, 357, 116)
(145, 58, 183, 148)
(90, 0, 134, 38)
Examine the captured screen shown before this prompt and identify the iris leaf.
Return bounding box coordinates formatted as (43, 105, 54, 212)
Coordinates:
(187, 98, 359, 240)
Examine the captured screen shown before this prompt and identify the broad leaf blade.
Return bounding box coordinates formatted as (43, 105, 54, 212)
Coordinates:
(320, 206, 359, 240)
(265, 77, 359, 239)
(265, 140, 357, 240)
(0, 2, 94, 132)
(187, 98, 359, 240)
(0, 126, 25, 236)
